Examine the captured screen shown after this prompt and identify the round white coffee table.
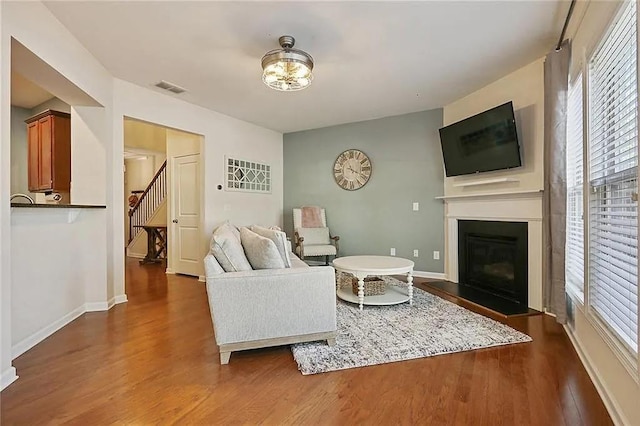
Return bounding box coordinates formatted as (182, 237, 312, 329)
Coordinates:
(332, 255, 414, 311)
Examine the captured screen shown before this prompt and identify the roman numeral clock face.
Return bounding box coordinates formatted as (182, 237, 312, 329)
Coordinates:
(333, 149, 372, 191)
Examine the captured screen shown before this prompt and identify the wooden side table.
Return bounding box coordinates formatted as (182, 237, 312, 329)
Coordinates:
(135, 225, 167, 264)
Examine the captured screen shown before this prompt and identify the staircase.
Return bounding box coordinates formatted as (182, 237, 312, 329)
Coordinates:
(128, 160, 167, 244)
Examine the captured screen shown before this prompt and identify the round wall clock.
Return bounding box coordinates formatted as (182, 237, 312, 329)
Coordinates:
(333, 149, 372, 191)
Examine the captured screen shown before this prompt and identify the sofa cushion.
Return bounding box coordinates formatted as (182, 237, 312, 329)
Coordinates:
(297, 227, 331, 245)
(289, 253, 310, 269)
(240, 227, 286, 270)
(297, 244, 337, 257)
(250, 225, 292, 268)
(211, 222, 253, 272)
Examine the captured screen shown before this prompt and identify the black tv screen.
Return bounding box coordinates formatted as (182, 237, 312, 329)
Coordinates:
(439, 101, 521, 177)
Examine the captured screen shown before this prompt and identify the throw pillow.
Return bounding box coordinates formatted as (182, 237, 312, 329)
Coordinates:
(240, 227, 285, 270)
(250, 225, 292, 268)
(211, 222, 252, 272)
(209, 221, 240, 253)
(296, 227, 331, 245)
(204, 253, 224, 276)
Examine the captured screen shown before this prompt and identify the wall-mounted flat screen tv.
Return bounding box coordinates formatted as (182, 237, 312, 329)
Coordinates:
(439, 101, 521, 177)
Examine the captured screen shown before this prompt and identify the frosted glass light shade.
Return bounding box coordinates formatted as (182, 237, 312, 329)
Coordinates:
(261, 35, 314, 92)
(262, 60, 313, 91)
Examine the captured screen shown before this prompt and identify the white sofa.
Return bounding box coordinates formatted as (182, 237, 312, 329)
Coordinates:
(204, 228, 337, 365)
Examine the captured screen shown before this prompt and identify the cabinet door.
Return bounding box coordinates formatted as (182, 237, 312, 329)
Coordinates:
(27, 121, 40, 192)
(38, 116, 53, 190)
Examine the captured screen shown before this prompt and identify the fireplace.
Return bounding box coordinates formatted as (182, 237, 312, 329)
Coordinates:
(457, 220, 528, 314)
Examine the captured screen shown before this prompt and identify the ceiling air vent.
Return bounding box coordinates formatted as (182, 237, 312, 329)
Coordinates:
(154, 80, 187, 94)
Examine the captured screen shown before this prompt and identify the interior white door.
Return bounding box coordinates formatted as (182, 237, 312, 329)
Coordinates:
(171, 154, 201, 276)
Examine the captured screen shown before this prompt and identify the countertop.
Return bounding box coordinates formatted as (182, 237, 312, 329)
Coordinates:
(11, 203, 106, 209)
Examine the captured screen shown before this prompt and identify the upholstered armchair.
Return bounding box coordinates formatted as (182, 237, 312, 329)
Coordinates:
(293, 207, 340, 265)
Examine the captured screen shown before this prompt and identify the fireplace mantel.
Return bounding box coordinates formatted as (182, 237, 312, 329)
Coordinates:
(443, 191, 543, 311)
(435, 189, 543, 201)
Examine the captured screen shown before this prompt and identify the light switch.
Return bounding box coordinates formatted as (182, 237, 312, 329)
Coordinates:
(412, 202, 419, 211)
(390, 248, 396, 256)
(433, 251, 440, 260)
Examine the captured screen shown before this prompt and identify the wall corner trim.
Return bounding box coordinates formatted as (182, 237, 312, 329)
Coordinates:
(113, 294, 128, 305)
(413, 271, 447, 280)
(85, 301, 109, 312)
(563, 325, 629, 426)
(1, 367, 19, 391)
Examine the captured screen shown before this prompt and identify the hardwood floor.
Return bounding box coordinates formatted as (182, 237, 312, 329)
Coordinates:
(1, 259, 612, 425)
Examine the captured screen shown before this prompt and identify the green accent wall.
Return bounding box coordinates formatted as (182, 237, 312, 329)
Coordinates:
(283, 109, 444, 273)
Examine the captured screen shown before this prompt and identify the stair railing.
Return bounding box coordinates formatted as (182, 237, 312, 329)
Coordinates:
(128, 160, 167, 244)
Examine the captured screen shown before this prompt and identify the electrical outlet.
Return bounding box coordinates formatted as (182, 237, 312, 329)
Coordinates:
(412, 202, 419, 211)
(433, 251, 440, 260)
(390, 248, 396, 256)
(413, 249, 419, 258)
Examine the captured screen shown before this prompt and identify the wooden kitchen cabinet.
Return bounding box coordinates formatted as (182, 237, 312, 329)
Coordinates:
(25, 110, 71, 193)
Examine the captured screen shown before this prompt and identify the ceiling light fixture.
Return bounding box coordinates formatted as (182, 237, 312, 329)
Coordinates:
(261, 35, 314, 92)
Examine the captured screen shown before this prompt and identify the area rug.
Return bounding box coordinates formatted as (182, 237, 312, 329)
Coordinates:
(291, 278, 532, 375)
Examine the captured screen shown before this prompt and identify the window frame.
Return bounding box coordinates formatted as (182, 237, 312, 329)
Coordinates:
(566, 70, 586, 305)
(577, 0, 640, 378)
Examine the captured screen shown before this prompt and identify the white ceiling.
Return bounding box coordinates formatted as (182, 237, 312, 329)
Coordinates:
(44, 1, 567, 133)
(11, 71, 55, 109)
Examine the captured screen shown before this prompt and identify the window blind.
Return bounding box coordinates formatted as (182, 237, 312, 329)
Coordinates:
(588, 0, 638, 353)
(566, 73, 584, 301)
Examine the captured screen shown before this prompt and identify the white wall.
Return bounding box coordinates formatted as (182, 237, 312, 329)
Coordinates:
(71, 106, 108, 205)
(0, 1, 14, 389)
(562, 2, 640, 425)
(111, 79, 283, 296)
(0, 1, 113, 389)
(11, 208, 107, 357)
(1, 2, 284, 390)
(9, 106, 34, 198)
(441, 59, 545, 311)
(443, 58, 544, 196)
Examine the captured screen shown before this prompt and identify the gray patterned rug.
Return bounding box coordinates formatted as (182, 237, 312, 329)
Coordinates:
(291, 278, 532, 375)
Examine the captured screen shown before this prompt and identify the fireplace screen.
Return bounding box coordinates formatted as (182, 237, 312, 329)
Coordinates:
(467, 235, 517, 298)
(458, 220, 528, 308)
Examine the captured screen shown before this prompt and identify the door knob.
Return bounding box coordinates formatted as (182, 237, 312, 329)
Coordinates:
(172, 219, 178, 223)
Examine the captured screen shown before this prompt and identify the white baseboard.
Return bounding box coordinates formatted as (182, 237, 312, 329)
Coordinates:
(563, 325, 628, 426)
(85, 294, 128, 312)
(198, 275, 205, 282)
(1, 366, 18, 390)
(165, 268, 175, 274)
(413, 271, 447, 280)
(126, 251, 145, 259)
(85, 301, 109, 312)
(12, 294, 128, 361)
(113, 294, 128, 305)
(12, 304, 86, 359)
